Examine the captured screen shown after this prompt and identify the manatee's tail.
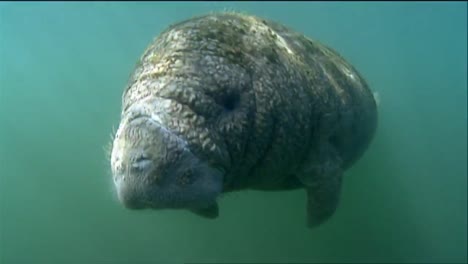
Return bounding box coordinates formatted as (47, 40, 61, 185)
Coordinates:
(373, 91, 380, 108)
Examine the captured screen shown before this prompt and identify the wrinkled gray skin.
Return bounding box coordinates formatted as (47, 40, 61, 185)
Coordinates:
(110, 12, 378, 228)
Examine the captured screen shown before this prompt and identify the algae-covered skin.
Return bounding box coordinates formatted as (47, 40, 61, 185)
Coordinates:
(110, 12, 378, 228)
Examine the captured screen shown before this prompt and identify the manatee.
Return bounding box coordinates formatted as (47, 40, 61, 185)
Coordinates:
(109, 12, 378, 228)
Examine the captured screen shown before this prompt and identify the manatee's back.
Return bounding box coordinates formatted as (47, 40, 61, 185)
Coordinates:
(261, 17, 379, 170)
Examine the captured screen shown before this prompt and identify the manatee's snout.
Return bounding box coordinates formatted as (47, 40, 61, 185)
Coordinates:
(112, 151, 157, 210)
(110, 105, 224, 211)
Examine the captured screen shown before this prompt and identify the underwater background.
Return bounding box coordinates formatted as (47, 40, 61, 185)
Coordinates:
(0, 2, 466, 263)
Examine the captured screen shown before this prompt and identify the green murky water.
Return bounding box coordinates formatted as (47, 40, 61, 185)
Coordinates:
(1, 2, 466, 263)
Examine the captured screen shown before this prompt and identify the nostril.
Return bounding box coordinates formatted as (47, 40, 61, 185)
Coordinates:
(131, 154, 152, 173)
(135, 153, 150, 163)
(131, 160, 151, 171)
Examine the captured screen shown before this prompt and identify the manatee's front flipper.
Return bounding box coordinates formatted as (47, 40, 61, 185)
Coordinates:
(298, 143, 343, 228)
(304, 167, 342, 228)
(190, 203, 219, 219)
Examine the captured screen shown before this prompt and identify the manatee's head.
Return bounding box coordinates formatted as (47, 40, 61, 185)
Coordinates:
(110, 101, 224, 214)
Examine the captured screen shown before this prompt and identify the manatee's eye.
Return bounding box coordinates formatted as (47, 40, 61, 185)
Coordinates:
(177, 168, 194, 186)
(220, 93, 240, 111)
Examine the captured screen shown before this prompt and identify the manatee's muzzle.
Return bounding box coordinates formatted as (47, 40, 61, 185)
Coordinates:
(114, 164, 223, 211)
(111, 108, 224, 212)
